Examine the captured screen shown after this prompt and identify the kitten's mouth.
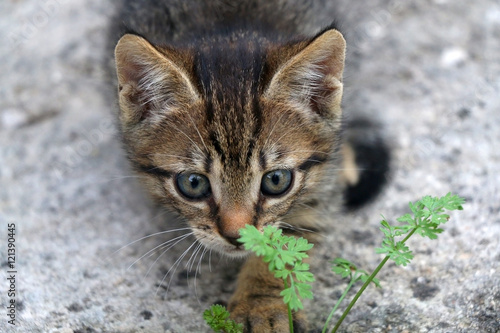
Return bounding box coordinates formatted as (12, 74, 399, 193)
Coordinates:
(228, 244, 244, 252)
(223, 244, 250, 258)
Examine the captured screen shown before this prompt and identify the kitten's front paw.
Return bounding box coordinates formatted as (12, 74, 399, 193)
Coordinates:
(228, 296, 306, 333)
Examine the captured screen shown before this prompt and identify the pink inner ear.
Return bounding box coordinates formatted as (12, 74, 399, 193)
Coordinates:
(131, 88, 155, 122)
(286, 57, 343, 117)
(116, 35, 201, 125)
(115, 35, 152, 88)
(264, 29, 345, 117)
(119, 57, 147, 89)
(117, 55, 155, 121)
(307, 56, 343, 115)
(116, 37, 171, 122)
(309, 82, 337, 116)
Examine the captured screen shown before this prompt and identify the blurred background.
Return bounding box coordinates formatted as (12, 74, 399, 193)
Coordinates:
(0, 0, 499, 332)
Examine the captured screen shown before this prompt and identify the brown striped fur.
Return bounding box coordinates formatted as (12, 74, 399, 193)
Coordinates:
(111, 1, 378, 331)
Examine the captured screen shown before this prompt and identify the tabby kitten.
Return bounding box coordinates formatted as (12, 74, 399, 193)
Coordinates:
(110, 0, 389, 331)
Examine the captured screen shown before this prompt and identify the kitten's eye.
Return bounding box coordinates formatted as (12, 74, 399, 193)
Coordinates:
(176, 173, 211, 200)
(261, 169, 293, 197)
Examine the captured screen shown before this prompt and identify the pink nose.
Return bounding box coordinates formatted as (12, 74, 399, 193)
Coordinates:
(219, 209, 253, 246)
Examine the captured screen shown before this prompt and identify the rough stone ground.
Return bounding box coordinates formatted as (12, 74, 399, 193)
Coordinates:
(1, 0, 499, 332)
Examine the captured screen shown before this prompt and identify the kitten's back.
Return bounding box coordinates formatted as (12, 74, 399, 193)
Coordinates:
(110, 0, 340, 44)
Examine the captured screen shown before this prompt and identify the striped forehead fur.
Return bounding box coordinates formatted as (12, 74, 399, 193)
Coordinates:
(193, 34, 266, 169)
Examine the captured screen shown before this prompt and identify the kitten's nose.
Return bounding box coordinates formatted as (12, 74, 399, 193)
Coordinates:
(219, 208, 252, 246)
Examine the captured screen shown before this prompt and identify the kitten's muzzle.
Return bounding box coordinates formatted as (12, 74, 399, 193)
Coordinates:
(218, 207, 253, 247)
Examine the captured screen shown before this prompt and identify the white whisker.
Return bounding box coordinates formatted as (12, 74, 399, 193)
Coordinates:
(268, 125, 299, 152)
(285, 149, 330, 155)
(194, 246, 209, 305)
(155, 240, 198, 296)
(140, 232, 194, 279)
(278, 221, 322, 236)
(208, 248, 213, 273)
(127, 232, 192, 271)
(187, 242, 204, 273)
(195, 246, 207, 275)
(154, 153, 196, 160)
(185, 111, 209, 152)
(112, 227, 193, 256)
(173, 126, 205, 156)
(297, 202, 328, 216)
(263, 112, 287, 148)
(282, 210, 333, 220)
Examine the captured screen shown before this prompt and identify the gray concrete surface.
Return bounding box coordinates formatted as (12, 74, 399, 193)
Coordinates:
(1, 0, 499, 332)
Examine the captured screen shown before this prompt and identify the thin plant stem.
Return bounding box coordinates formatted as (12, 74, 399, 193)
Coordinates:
(322, 275, 357, 333)
(331, 256, 389, 333)
(331, 228, 417, 333)
(284, 278, 294, 333)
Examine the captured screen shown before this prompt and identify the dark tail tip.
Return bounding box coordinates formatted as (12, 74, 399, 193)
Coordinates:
(343, 119, 391, 210)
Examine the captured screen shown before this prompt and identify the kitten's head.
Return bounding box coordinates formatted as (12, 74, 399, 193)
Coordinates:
(114, 29, 346, 256)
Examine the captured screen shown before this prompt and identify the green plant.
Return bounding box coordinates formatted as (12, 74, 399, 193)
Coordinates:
(203, 193, 465, 333)
(328, 192, 465, 332)
(321, 258, 380, 333)
(238, 225, 315, 332)
(203, 304, 243, 333)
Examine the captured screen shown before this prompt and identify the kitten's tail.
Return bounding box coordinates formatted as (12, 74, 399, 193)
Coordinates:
(341, 118, 391, 210)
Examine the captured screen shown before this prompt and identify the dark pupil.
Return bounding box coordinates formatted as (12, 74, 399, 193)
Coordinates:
(271, 173, 281, 185)
(189, 175, 200, 189)
(261, 169, 292, 196)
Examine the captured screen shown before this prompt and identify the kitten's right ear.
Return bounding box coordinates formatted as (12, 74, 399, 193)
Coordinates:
(114, 34, 199, 124)
(265, 29, 346, 120)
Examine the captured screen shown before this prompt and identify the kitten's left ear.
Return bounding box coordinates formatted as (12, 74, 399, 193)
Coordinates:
(265, 29, 346, 119)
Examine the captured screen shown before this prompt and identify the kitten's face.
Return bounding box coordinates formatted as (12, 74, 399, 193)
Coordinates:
(115, 30, 346, 256)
